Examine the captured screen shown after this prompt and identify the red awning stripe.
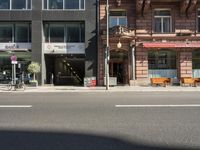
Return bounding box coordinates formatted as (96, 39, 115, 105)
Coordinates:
(143, 43, 200, 48)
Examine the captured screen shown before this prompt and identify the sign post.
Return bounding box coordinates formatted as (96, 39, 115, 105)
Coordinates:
(10, 55, 17, 85)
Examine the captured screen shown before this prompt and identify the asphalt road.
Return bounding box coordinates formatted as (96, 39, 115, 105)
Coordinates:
(0, 92, 200, 150)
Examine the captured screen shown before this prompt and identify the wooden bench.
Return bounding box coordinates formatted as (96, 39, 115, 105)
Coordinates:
(180, 77, 195, 86)
(151, 78, 171, 87)
(194, 78, 200, 86)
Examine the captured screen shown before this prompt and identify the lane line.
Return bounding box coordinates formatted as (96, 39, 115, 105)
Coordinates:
(115, 104, 200, 108)
(0, 105, 32, 108)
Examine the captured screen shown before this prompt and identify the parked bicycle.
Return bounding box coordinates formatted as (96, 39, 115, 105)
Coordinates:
(7, 79, 26, 91)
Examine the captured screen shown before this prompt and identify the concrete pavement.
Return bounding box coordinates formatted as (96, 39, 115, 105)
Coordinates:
(1, 84, 200, 92)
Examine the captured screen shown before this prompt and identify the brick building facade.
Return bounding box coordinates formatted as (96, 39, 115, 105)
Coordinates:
(99, 0, 200, 86)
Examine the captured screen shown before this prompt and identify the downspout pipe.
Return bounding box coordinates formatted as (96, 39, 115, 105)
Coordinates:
(96, 0, 100, 85)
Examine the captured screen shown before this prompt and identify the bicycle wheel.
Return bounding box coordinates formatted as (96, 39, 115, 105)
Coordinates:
(21, 83, 26, 91)
(7, 82, 12, 91)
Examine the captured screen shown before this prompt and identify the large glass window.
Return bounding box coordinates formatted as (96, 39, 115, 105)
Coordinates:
(0, 0, 10, 9)
(50, 25, 65, 42)
(44, 22, 85, 43)
(15, 24, 29, 42)
(148, 50, 176, 69)
(154, 9, 172, 33)
(49, 0, 63, 9)
(0, 0, 31, 9)
(193, 50, 200, 69)
(12, 0, 26, 9)
(193, 50, 200, 78)
(43, 0, 84, 10)
(109, 11, 127, 28)
(198, 10, 200, 32)
(0, 23, 31, 43)
(148, 50, 177, 78)
(67, 23, 84, 42)
(0, 25, 12, 42)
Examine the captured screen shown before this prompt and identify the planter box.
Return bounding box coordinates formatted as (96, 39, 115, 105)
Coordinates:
(104, 77, 117, 86)
(29, 81, 38, 87)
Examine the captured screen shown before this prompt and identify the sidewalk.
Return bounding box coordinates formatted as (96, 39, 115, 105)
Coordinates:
(1, 84, 200, 92)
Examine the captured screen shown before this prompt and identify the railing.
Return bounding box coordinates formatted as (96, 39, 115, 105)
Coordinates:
(109, 26, 135, 37)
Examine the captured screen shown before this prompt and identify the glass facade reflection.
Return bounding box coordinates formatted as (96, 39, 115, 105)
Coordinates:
(0, 0, 31, 9)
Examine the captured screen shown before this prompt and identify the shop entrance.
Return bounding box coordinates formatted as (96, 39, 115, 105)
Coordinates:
(109, 50, 128, 85)
(45, 55, 85, 86)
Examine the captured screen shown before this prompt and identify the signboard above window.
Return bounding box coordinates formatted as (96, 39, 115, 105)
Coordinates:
(43, 43, 85, 54)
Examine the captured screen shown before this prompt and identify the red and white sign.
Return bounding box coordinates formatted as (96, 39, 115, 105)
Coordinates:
(10, 55, 17, 61)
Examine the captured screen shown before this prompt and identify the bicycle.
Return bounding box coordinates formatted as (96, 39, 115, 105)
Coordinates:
(7, 81, 26, 91)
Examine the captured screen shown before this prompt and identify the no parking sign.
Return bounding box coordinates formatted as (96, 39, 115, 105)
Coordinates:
(10, 55, 17, 64)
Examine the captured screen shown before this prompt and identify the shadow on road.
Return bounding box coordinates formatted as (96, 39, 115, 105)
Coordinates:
(0, 130, 199, 150)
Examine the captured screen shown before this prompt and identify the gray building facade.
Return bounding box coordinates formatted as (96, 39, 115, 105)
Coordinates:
(0, 0, 97, 85)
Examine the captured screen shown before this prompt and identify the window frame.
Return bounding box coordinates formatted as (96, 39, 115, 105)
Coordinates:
(43, 0, 85, 10)
(109, 10, 127, 28)
(0, 24, 13, 42)
(154, 9, 172, 33)
(0, 0, 32, 10)
(0, 23, 31, 43)
(44, 22, 85, 43)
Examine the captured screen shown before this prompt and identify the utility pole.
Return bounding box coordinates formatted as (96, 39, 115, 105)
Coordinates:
(105, 0, 109, 90)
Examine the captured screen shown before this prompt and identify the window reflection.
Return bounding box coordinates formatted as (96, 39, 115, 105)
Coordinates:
(0, 0, 10, 9)
(49, 0, 63, 9)
(12, 0, 26, 9)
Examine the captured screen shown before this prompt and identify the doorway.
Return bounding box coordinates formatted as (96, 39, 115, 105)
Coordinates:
(45, 54, 85, 85)
(109, 50, 128, 85)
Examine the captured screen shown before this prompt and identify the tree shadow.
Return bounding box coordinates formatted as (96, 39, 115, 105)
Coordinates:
(0, 130, 199, 150)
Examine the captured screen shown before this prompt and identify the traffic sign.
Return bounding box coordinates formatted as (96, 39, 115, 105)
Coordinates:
(11, 61, 18, 64)
(10, 55, 17, 61)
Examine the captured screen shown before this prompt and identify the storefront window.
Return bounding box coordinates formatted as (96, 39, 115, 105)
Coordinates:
(0, 52, 31, 84)
(0, 0, 10, 9)
(154, 9, 171, 33)
(148, 50, 177, 78)
(149, 50, 176, 69)
(50, 25, 65, 42)
(193, 50, 200, 69)
(193, 50, 200, 77)
(0, 25, 12, 42)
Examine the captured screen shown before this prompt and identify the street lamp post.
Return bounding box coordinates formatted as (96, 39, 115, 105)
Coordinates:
(105, 0, 109, 90)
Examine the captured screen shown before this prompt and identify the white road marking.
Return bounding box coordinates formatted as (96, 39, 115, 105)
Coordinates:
(0, 105, 32, 108)
(115, 104, 200, 108)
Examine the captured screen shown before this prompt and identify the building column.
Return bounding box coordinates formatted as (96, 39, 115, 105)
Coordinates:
(136, 47, 148, 79)
(180, 51, 192, 78)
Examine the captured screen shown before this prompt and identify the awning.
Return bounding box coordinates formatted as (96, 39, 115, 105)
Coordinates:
(143, 42, 200, 48)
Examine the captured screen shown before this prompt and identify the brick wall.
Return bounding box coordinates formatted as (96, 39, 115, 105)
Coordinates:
(180, 51, 193, 78)
(136, 47, 148, 79)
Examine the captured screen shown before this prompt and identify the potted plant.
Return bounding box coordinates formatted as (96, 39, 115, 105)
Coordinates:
(27, 62, 41, 87)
